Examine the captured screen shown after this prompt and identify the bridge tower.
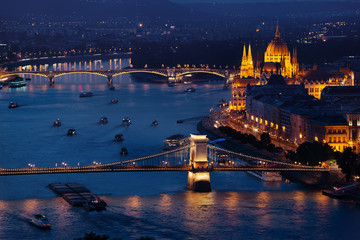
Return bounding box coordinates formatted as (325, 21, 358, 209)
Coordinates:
(167, 67, 176, 83)
(187, 134, 211, 192)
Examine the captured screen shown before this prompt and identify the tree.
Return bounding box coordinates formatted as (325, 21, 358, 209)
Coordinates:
(75, 232, 111, 240)
(260, 132, 271, 146)
(337, 147, 359, 182)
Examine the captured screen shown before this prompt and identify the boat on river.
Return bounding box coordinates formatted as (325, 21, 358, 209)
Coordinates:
(185, 87, 196, 93)
(79, 92, 93, 98)
(99, 117, 108, 124)
(29, 215, 51, 229)
(53, 119, 61, 127)
(122, 117, 131, 126)
(163, 134, 189, 150)
(152, 120, 158, 126)
(8, 102, 19, 108)
(247, 171, 282, 182)
(111, 98, 118, 104)
(8, 77, 27, 88)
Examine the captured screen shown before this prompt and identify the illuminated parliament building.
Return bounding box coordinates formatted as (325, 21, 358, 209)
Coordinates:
(229, 22, 359, 153)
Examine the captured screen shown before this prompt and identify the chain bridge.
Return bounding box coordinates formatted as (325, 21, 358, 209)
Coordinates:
(0, 68, 236, 85)
(0, 135, 328, 192)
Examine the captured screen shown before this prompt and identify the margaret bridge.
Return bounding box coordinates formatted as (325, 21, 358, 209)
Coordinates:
(0, 67, 236, 85)
(0, 135, 328, 192)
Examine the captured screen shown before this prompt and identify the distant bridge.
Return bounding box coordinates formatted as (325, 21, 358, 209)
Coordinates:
(0, 135, 328, 192)
(0, 68, 237, 85)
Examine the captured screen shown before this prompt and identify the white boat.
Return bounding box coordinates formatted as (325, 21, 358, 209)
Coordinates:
(163, 134, 189, 150)
(29, 215, 51, 229)
(247, 171, 282, 182)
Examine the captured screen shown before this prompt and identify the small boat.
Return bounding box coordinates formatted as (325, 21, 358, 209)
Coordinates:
(99, 117, 108, 124)
(53, 119, 61, 127)
(121, 147, 128, 155)
(67, 129, 76, 136)
(163, 134, 189, 150)
(152, 120, 158, 126)
(115, 134, 124, 141)
(8, 77, 27, 88)
(110, 98, 118, 104)
(109, 85, 115, 90)
(8, 102, 19, 108)
(122, 117, 131, 126)
(29, 215, 51, 229)
(247, 171, 282, 182)
(79, 92, 93, 98)
(83, 197, 107, 212)
(217, 99, 229, 107)
(185, 87, 196, 93)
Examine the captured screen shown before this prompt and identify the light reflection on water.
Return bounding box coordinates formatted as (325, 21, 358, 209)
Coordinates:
(1, 59, 360, 239)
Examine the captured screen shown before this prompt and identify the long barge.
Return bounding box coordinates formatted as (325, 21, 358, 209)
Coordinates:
(49, 183, 107, 211)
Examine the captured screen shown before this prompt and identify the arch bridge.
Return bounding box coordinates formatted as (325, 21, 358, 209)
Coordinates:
(0, 68, 235, 85)
(0, 135, 329, 192)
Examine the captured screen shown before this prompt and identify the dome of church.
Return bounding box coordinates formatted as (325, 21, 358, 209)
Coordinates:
(265, 38, 290, 57)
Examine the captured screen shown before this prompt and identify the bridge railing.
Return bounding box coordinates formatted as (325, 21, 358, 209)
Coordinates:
(207, 145, 327, 170)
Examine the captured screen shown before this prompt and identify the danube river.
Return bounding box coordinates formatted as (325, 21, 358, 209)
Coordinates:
(0, 59, 359, 240)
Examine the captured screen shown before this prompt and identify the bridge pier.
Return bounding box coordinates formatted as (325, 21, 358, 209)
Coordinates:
(107, 75, 113, 85)
(48, 76, 55, 85)
(187, 134, 211, 192)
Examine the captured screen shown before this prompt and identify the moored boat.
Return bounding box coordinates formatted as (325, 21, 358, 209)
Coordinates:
(152, 120, 158, 126)
(29, 215, 51, 229)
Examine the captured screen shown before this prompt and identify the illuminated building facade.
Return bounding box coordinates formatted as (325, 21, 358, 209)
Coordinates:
(245, 78, 360, 152)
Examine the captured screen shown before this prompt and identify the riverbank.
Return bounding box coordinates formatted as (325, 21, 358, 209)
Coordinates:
(198, 113, 346, 188)
(1, 52, 131, 70)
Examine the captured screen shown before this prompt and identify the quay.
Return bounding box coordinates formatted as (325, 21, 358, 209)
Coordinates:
(49, 183, 107, 211)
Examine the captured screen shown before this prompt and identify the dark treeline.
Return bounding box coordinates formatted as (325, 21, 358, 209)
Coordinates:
(131, 38, 360, 69)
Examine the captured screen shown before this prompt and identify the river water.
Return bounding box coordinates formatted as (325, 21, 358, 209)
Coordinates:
(0, 59, 358, 240)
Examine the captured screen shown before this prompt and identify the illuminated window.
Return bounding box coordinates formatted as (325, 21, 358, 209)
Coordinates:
(255, 117, 258, 122)
(251, 115, 254, 120)
(276, 124, 278, 130)
(260, 118, 263, 124)
(282, 126, 285, 132)
(315, 136, 318, 141)
(265, 120, 268, 126)
(299, 133, 303, 139)
(271, 122, 274, 127)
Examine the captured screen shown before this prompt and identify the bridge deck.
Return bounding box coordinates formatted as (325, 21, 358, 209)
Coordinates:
(0, 165, 329, 176)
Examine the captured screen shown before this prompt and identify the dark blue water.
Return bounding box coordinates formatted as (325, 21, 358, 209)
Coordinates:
(0, 60, 359, 240)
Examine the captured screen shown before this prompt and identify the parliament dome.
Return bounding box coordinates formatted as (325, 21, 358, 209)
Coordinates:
(264, 22, 290, 57)
(265, 38, 290, 57)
